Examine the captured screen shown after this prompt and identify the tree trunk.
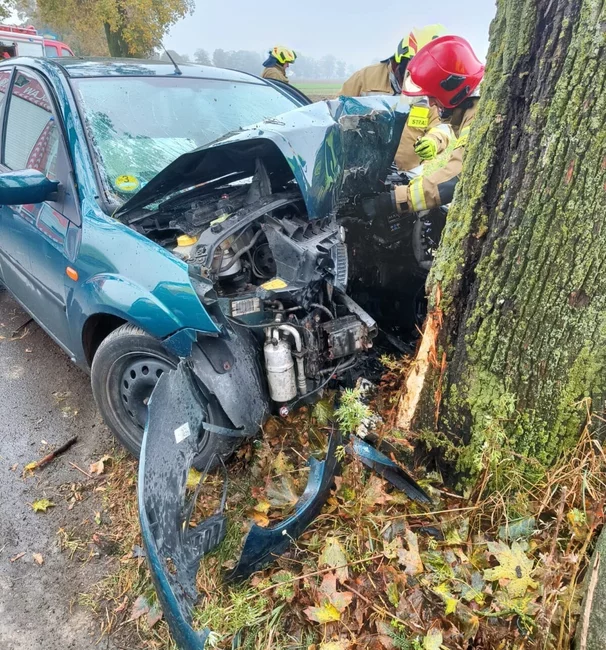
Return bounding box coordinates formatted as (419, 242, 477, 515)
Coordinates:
(399, 0, 606, 479)
(104, 21, 130, 58)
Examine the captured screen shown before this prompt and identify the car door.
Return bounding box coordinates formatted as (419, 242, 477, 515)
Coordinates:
(0, 66, 13, 285)
(0, 67, 80, 352)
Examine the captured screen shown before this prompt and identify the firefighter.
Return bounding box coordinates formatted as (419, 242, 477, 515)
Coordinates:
(361, 35, 484, 218)
(262, 46, 296, 84)
(340, 25, 453, 171)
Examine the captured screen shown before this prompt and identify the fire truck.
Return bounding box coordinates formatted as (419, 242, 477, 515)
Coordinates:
(0, 24, 74, 59)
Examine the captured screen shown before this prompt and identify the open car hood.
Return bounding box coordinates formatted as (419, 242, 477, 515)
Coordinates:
(115, 95, 409, 221)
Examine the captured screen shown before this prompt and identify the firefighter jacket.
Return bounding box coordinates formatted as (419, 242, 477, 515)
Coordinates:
(340, 62, 452, 171)
(394, 97, 479, 212)
(262, 65, 289, 84)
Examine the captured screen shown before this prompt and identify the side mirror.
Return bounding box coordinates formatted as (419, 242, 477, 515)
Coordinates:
(0, 169, 59, 205)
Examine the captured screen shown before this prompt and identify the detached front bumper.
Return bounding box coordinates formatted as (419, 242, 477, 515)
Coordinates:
(138, 361, 341, 649)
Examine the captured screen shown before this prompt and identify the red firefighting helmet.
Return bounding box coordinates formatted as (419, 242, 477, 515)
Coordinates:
(403, 35, 484, 109)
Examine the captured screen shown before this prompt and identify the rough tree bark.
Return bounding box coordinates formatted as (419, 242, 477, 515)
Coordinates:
(398, 0, 606, 478)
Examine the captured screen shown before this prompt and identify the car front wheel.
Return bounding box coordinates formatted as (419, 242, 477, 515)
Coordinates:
(91, 324, 237, 465)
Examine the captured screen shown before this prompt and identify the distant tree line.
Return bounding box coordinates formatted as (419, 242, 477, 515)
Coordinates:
(161, 48, 356, 80)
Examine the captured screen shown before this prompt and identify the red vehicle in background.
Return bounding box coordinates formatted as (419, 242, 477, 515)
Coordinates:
(0, 24, 74, 59)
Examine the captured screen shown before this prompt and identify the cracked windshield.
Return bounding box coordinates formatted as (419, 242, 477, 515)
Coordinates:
(72, 77, 296, 200)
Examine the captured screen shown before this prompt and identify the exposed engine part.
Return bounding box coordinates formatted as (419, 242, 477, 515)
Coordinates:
(217, 248, 243, 278)
(321, 315, 371, 360)
(262, 215, 349, 291)
(276, 324, 307, 395)
(264, 333, 297, 403)
(139, 158, 380, 411)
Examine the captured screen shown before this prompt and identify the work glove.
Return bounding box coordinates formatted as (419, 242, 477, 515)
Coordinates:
(357, 191, 397, 221)
(414, 136, 438, 161)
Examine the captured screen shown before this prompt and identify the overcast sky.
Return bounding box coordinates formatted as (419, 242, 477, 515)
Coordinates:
(165, 0, 497, 67)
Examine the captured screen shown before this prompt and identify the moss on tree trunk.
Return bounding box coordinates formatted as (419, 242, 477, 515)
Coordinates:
(402, 0, 606, 479)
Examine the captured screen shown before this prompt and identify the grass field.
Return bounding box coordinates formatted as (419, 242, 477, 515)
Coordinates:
(294, 79, 343, 101)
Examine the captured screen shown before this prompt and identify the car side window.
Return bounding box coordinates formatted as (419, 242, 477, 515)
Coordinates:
(4, 70, 59, 180)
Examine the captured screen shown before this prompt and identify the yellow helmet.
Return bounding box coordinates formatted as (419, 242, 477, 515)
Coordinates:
(394, 24, 447, 63)
(271, 45, 297, 65)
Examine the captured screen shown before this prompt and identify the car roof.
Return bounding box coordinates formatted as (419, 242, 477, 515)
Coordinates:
(0, 57, 264, 84)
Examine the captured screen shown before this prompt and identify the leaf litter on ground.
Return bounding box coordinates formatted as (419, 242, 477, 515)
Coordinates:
(69, 356, 606, 650)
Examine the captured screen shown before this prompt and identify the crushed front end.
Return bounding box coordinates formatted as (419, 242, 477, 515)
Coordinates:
(119, 96, 407, 414)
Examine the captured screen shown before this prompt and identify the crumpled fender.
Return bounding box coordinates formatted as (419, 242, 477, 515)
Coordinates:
(75, 273, 220, 341)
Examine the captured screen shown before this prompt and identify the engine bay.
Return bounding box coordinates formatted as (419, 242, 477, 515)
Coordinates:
(129, 159, 378, 411)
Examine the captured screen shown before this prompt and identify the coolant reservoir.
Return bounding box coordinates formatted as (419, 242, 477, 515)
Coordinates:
(264, 338, 297, 403)
(173, 234, 198, 260)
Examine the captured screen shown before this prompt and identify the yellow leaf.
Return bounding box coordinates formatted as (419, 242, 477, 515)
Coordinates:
(23, 462, 37, 473)
(319, 642, 350, 650)
(32, 553, 44, 565)
(254, 499, 271, 514)
(304, 602, 342, 623)
(433, 582, 458, 615)
(251, 511, 270, 528)
(484, 541, 538, 598)
(186, 468, 202, 489)
(423, 629, 443, 650)
(32, 499, 54, 513)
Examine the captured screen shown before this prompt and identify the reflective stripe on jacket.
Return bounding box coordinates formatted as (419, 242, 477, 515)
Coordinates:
(394, 98, 479, 212)
(262, 65, 289, 84)
(340, 62, 451, 171)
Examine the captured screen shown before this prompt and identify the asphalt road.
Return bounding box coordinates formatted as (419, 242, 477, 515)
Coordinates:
(0, 285, 119, 650)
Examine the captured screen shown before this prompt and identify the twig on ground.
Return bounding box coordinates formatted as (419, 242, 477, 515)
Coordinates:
(549, 486, 568, 563)
(24, 436, 78, 474)
(69, 461, 94, 479)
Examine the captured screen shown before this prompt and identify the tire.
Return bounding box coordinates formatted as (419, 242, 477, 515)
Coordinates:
(91, 324, 238, 466)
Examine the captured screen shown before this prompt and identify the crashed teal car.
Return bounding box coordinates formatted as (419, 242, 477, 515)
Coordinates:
(0, 57, 406, 467)
(0, 57, 412, 649)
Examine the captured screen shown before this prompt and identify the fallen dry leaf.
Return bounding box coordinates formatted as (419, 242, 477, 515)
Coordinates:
(32, 553, 44, 565)
(304, 601, 342, 624)
(423, 629, 443, 650)
(319, 537, 349, 582)
(251, 511, 270, 528)
(32, 498, 54, 513)
(266, 474, 299, 509)
(128, 595, 151, 622)
(254, 498, 271, 515)
(397, 529, 424, 576)
(319, 641, 351, 650)
(89, 455, 112, 476)
(484, 541, 538, 598)
(10, 552, 25, 562)
(147, 603, 163, 628)
(305, 572, 354, 624)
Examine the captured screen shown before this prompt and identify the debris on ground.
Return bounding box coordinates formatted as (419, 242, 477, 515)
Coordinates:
(66, 356, 605, 650)
(23, 436, 78, 475)
(31, 498, 55, 513)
